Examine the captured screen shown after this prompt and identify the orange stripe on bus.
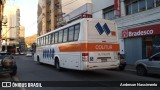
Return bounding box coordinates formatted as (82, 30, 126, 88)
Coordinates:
(59, 43, 119, 52)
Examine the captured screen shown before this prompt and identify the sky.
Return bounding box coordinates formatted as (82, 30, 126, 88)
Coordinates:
(7, 0, 38, 37)
(6, 0, 91, 37)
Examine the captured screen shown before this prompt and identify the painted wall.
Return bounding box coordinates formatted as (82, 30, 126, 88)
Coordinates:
(92, 0, 114, 13)
(92, 10, 103, 19)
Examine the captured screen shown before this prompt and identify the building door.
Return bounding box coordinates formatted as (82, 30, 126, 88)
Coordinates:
(124, 37, 142, 65)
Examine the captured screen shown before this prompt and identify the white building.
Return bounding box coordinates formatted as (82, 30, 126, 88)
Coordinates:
(63, 3, 92, 23)
(92, 0, 160, 64)
(2, 4, 20, 48)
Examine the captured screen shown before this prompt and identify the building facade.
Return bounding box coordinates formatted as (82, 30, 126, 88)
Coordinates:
(19, 25, 25, 38)
(0, 0, 6, 48)
(37, 0, 63, 36)
(92, 0, 160, 64)
(1, 4, 20, 51)
(63, 3, 92, 23)
(19, 25, 25, 52)
(37, 0, 92, 36)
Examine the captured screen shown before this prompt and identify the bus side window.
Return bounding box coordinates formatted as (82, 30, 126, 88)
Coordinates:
(58, 30, 63, 43)
(51, 33, 55, 44)
(48, 34, 51, 45)
(37, 38, 39, 46)
(46, 35, 48, 45)
(68, 26, 74, 41)
(74, 24, 80, 41)
(63, 28, 68, 42)
(41, 37, 43, 46)
(44, 36, 46, 45)
(55, 32, 59, 44)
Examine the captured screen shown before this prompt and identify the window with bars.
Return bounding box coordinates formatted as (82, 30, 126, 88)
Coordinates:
(156, 0, 160, 7)
(104, 10, 115, 20)
(132, 1, 138, 14)
(126, 0, 157, 15)
(139, 0, 146, 12)
(146, 0, 154, 9)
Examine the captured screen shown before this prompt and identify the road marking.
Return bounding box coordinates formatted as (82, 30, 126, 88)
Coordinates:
(12, 76, 26, 90)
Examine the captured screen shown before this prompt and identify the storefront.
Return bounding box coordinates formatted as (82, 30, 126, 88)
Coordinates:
(122, 24, 160, 64)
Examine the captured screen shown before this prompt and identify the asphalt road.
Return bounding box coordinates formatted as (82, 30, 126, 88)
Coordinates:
(0, 55, 160, 90)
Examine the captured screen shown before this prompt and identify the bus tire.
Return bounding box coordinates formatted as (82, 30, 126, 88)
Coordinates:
(37, 56, 42, 64)
(55, 59, 61, 71)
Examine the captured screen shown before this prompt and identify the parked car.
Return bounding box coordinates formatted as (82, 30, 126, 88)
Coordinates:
(0, 52, 17, 76)
(20, 52, 25, 55)
(26, 51, 32, 57)
(135, 52, 160, 76)
(119, 54, 126, 70)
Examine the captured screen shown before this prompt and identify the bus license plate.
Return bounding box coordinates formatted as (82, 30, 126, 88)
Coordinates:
(101, 59, 107, 62)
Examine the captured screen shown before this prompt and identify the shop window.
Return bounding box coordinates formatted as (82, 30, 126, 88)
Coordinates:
(153, 36, 160, 54)
(143, 36, 160, 59)
(156, 0, 160, 7)
(146, 0, 154, 9)
(139, 0, 146, 12)
(132, 1, 138, 14)
(143, 37, 153, 58)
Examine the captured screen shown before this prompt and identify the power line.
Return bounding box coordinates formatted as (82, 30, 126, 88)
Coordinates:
(62, 0, 78, 7)
(1, 26, 18, 38)
(62, 0, 78, 6)
(62, 0, 75, 5)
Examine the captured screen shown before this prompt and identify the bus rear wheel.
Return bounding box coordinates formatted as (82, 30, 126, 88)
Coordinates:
(55, 59, 61, 71)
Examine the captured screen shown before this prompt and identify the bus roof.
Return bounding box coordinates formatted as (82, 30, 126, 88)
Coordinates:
(37, 18, 116, 38)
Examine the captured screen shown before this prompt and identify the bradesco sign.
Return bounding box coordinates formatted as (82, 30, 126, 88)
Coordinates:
(129, 29, 154, 37)
(122, 24, 160, 38)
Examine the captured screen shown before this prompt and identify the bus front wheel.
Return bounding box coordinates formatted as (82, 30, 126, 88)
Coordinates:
(37, 56, 42, 64)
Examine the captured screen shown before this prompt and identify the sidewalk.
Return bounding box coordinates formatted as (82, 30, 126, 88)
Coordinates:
(125, 64, 136, 72)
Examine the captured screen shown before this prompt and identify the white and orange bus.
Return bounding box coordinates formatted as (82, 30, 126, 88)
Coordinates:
(34, 18, 120, 70)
